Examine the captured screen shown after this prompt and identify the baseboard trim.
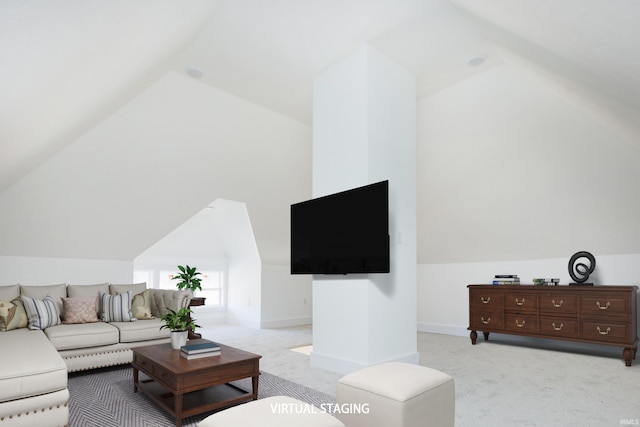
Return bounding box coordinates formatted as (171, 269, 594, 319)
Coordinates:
(417, 322, 468, 337)
(260, 317, 312, 329)
(226, 316, 262, 329)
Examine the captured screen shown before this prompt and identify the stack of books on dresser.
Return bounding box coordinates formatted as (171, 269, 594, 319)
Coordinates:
(180, 340, 221, 360)
(492, 275, 520, 285)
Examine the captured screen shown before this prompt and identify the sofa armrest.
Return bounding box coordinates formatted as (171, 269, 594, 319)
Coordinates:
(148, 289, 191, 318)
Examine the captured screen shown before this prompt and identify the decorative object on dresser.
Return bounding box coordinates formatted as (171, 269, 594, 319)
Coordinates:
(467, 284, 638, 366)
(568, 251, 596, 285)
(533, 278, 560, 286)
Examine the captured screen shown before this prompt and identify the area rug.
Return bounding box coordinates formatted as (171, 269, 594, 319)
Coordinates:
(68, 365, 335, 427)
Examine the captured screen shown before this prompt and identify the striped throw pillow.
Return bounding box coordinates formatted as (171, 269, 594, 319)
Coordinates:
(22, 294, 62, 330)
(99, 291, 135, 322)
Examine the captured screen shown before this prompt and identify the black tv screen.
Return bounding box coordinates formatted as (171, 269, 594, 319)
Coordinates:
(291, 180, 390, 274)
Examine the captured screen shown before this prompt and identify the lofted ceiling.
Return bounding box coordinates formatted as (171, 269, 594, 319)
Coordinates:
(1, 0, 639, 191)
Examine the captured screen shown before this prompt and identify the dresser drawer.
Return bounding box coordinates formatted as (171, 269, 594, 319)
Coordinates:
(469, 289, 504, 310)
(469, 310, 504, 330)
(504, 313, 538, 333)
(580, 293, 629, 318)
(539, 316, 579, 338)
(581, 321, 630, 343)
(539, 293, 578, 315)
(504, 292, 537, 312)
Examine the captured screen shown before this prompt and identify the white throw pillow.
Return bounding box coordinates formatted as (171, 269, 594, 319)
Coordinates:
(99, 290, 136, 322)
(22, 294, 62, 330)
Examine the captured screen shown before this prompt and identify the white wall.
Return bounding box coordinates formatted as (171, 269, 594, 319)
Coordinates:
(417, 64, 640, 264)
(260, 264, 312, 328)
(0, 71, 311, 266)
(227, 256, 261, 328)
(0, 256, 132, 285)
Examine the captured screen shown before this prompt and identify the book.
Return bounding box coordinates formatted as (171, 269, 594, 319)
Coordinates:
(180, 341, 221, 354)
(492, 279, 520, 285)
(180, 350, 221, 360)
(492, 275, 520, 285)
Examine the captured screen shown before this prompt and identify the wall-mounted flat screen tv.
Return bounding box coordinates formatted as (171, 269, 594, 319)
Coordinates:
(291, 180, 390, 275)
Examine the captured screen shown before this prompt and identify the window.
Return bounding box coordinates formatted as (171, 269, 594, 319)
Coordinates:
(160, 269, 225, 308)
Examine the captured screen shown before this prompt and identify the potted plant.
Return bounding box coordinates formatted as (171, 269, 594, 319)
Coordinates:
(171, 265, 203, 296)
(159, 307, 200, 350)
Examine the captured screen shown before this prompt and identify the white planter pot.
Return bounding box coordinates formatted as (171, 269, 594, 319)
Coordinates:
(170, 330, 188, 350)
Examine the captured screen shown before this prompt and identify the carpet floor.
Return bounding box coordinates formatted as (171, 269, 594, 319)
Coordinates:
(68, 365, 335, 427)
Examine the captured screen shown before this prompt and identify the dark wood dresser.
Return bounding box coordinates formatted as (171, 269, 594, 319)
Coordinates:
(468, 284, 639, 366)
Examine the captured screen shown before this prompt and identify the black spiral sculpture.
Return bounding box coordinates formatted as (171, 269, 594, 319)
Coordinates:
(568, 251, 596, 284)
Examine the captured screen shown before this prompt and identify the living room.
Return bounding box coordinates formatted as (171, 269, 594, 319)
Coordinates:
(1, 1, 639, 426)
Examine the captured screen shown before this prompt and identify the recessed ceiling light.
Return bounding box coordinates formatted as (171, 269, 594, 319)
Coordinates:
(467, 54, 486, 67)
(185, 66, 204, 79)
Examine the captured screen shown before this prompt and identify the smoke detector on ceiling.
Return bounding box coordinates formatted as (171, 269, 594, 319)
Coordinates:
(467, 54, 486, 67)
(185, 66, 204, 79)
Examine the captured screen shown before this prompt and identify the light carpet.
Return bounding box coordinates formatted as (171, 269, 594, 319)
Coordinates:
(68, 365, 335, 427)
(198, 324, 640, 426)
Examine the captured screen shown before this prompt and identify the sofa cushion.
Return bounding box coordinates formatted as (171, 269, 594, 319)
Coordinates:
(111, 318, 170, 343)
(0, 284, 20, 301)
(109, 282, 147, 296)
(67, 283, 110, 298)
(131, 289, 154, 320)
(150, 289, 191, 318)
(67, 283, 109, 315)
(20, 283, 67, 315)
(45, 322, 120, 350)
(0, 298, 28, 331)
(22, 294, 62, 330)
(0, 328, 67, 403)
(62, 296, 99, 324)
(99, 291, 135, 322)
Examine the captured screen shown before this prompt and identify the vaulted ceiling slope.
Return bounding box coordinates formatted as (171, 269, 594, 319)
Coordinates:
(2, 0, 639, 192)
(1, 0, 639, 263)
(0, 0, 220, 191)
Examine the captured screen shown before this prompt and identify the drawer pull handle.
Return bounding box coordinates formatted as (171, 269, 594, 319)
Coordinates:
(552, 322, 564, 331)
(597, 326, 611, 335)
(481, 317, 491, 324)
(596, 301, 610, 310)
(515, 319, 525, 328)
(481, 297, 491, 304)
(552, 299, 563, 307)
(515, 298, 525, 306)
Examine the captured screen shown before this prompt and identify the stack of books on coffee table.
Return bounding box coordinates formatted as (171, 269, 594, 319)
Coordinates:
(180, 340, 221, 360)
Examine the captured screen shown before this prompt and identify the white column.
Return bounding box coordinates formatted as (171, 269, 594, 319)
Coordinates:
(311, 45, 418, 374)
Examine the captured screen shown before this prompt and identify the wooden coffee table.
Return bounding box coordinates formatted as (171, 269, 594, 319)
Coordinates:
(132, 340, 261, 427)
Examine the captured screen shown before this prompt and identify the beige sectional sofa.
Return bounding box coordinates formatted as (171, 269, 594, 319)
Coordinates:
(0, 282, 191, 427)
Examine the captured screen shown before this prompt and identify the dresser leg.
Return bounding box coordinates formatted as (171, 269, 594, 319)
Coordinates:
(623, 348, 634, 367)
(470, 330, 477, 345)
(483, 332, 490, 341)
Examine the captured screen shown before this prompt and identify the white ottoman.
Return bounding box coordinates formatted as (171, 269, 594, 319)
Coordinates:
(335, 362, 455, 427)
(198, 396, 345, 427)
